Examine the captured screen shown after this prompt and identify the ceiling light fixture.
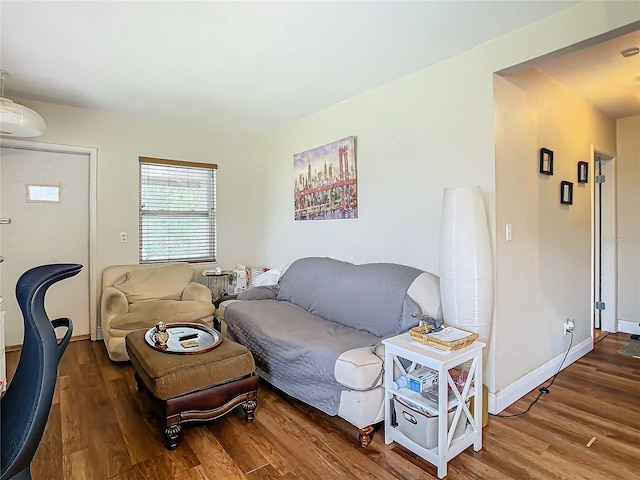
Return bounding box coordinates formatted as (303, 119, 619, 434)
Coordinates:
(0, 70, 46, 137)
(621, 47, 640, 58)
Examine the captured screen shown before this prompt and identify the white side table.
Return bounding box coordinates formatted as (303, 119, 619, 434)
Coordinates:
(383, 332, 484, 478)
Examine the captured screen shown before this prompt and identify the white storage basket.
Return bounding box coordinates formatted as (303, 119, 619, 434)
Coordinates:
(393, 396, 467, 450)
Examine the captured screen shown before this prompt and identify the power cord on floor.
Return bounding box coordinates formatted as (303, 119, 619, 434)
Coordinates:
(490, 330, 573, 419)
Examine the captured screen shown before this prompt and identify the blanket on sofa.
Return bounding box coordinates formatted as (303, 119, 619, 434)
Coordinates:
(278, 257, 425, 338)
(225, 299, 380, 416)
(225, 257, 428, 416)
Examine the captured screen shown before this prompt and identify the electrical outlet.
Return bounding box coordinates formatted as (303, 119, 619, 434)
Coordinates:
(120, 232, 128, 243)
(563, 319, 575, 336)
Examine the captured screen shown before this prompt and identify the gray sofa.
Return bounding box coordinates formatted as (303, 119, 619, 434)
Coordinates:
(217, 257, 443, 446)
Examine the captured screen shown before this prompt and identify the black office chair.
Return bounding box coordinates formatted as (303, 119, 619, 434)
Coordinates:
(1, 263, 82, 480)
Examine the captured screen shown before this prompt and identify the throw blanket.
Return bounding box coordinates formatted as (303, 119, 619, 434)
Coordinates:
(225, 300, 380, 416)
(277, 257, 424, 338)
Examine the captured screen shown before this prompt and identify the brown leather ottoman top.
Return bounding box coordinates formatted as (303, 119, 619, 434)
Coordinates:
(125, 329, 255, 400)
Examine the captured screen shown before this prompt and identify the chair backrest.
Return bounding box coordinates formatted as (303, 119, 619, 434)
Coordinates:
(101, 263, 195, 292)
(1, 263, 82, 480)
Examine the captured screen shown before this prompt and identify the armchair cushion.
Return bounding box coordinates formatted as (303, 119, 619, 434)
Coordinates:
(109, 300, 215, 335)
(113, 263, 193, 302)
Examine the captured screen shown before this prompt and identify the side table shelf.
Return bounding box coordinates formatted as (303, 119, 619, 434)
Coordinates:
(382, 332, 485, 479)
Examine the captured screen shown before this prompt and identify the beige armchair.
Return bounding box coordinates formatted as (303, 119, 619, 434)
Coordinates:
(101, 263, 215, 361)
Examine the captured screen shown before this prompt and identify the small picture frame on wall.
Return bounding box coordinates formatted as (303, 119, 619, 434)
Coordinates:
(578, 161, 588, 183)
(561, 181, 573, 205)
(539, 148, 554, 175)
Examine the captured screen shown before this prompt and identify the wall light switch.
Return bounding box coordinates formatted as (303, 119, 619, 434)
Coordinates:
(505, 224, 512, 242)
(120, 232, 128, 243)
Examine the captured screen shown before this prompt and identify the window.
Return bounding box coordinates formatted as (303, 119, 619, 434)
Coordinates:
(139, 157, 217, 263)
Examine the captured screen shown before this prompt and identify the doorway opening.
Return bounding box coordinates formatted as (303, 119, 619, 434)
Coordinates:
(592, 147, 616, 336)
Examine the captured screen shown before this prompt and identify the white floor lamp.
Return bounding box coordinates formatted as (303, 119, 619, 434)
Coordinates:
(439, 186, 493, 345)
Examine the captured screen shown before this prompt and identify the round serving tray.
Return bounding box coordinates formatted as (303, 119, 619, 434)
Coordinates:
(144, 322, 221, 354)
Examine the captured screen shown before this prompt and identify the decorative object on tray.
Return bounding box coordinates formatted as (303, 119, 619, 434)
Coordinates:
(409, 324, 479, 351)
(144, 322, 222, 354)
(411, 313, 444, 332)
(151, 321, 169, 349)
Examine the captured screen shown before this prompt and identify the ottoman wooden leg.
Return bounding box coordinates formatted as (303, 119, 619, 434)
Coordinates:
(242, 391, 258, 423)
(133, 372, 144, 392)
(165, 414, 182, 450)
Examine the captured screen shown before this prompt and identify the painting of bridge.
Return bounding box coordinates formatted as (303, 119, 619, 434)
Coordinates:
(293, 136, 357, 221)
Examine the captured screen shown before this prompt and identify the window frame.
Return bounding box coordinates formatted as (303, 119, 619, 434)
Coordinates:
(138, 156, 217, 264)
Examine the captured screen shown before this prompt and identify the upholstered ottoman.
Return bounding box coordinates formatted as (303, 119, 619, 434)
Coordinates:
(125, 329, 258, 449)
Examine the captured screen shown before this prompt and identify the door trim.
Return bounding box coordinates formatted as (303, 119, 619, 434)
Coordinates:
(0, 138, 98, 340)
(591, 145, 617, 334)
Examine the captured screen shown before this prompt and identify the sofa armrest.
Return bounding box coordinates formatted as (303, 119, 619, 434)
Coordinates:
(181, 282, 212, 303)
(215, 299, 241, 337)
(101, 286, 128, 329)
(335, 347, 383, 390)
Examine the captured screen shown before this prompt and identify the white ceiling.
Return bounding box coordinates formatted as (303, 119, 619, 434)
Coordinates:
(0, 1, 590, 134)
(536, 29, 640, 119)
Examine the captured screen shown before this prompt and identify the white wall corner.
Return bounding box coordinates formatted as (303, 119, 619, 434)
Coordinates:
(488, 337, 593, 415)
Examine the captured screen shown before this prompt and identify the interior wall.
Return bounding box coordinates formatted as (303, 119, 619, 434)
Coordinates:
(494, 69, 616, 392)
(252, 1, 638, 394)
(2, 100, 261, 335)
(616, 115, 640, 328)
(0, 1, 635, 397)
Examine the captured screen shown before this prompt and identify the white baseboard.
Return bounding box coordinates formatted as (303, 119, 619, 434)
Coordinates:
(488, 337, 592, 414)
(618, 320, 640, 335)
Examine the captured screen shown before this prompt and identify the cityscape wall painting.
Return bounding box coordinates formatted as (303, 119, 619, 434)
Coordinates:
(294, 136, 358, 221)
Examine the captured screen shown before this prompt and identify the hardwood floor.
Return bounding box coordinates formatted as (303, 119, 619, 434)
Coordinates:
(5, 333, 640, 479)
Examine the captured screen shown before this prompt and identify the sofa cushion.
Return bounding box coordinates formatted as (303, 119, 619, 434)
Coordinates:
(109, 300, 214, 334)
(277, 257, 423, 338)
(236, 285, 278, 301)
(225, 299, 379, 416)
(404, 272, 443, 325)
(113, 263, 193, 302)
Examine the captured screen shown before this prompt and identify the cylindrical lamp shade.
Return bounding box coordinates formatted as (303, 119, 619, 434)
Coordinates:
(439, 186, 493, 345)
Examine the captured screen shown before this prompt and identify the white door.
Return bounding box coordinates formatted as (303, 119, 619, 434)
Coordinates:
(0, 147, 90, 347)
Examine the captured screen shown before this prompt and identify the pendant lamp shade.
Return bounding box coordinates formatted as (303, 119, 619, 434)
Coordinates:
(439, 186, 493, 345)
(0, 70, 46, 138)
(0, 97, 46, 137)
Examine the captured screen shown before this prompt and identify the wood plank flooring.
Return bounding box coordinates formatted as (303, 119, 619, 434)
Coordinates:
(5, 333, 640, 479)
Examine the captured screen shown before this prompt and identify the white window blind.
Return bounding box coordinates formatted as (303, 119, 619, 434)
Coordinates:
(139, 158, 217, 263)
